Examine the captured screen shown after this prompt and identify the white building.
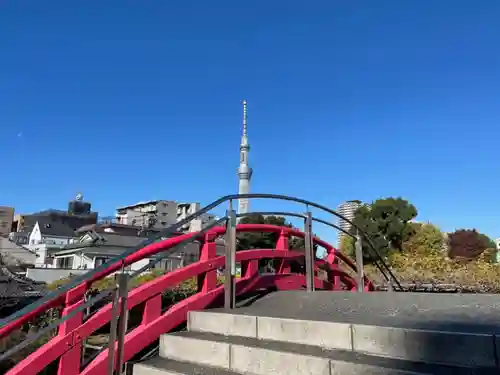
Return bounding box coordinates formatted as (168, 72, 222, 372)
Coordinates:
(337, 200, 362, 244)
(116, 200, 178, 229)
(116, 200, 216, 233)
(28, 221, 75, 247)
(26, 232, 148, 283)
(26, 230, 226, 283)
(176, 202, 216, 232)
(26, 220, 76, 268)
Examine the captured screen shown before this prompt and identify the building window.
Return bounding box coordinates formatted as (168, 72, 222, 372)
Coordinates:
(57, 257, 73, 269)
(95, 257, 109, 267)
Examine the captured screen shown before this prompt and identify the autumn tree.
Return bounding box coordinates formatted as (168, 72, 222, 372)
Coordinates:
(447, 229, 495, 260)
(402, 222, 444, 256)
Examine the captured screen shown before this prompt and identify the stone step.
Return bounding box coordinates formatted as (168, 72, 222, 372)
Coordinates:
(158, 331, 497, 375)
(133, 357, 240, 375)
(187, 310, 498, 368)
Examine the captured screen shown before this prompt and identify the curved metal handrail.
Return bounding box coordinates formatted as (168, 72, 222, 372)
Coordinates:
(235, 211, 355, 238)
(0, 193, 401, 331)
(234, 211, 393, 284)
(0, 218, 370, 366)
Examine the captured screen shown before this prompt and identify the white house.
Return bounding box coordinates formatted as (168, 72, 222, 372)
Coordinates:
(27, 220, 76, 268)
(28, 220, 75, 247)
(25, 228, 228, 283)
(51, 232, 147, 270)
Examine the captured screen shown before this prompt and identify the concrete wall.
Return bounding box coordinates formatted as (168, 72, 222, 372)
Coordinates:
(26, 268, 87, 283)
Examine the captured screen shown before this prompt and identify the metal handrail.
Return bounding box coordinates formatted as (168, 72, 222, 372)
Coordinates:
(0, 218, 230, 368)
(128, 217, 228, 278)
(235, 211, 355, 238)
(0, 209, 398, 374)
(0, 210, 375, 365)
(234, 211, 394, 286)
(0, 193, 402, 331)
(0, 288, 114, 363)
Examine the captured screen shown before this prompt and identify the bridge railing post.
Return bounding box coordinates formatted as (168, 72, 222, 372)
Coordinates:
(304, 211, 315, 292)
(107, 286, 119, 374)
(115, 272, 129, 375)
(107, 270, 129, 375)
(224, 201, 237, 309)
(355, 231, 365, 292)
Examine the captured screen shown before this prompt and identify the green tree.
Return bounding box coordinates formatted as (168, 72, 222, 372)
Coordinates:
(236, 214, 308, 273)
(339, 235, 355, 259)
(237, 214, 309, 250)
(352, 197, 418, 258)
(447, 229, 494, 259)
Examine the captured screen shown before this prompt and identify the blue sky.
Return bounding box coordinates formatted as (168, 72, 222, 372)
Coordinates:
(1, 1, 500, 242)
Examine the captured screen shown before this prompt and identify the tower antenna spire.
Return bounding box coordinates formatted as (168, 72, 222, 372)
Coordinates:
(237, 99, 252, 215)
(242, 99, 248, 137)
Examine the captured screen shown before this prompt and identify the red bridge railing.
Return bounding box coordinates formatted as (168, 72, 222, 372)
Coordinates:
(1, 193, 401, 375)
(2, 224, 373, 375)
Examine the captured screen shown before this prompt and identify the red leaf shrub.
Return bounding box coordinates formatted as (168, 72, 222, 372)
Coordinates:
(447, 229, 492, 259)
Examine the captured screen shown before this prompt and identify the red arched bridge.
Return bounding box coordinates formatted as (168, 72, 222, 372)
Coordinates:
(0, 194, 401, 375)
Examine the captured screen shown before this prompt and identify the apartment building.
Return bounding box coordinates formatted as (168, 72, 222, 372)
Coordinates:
(336, 200, 362, 245)
(116, 200, 178, 229)
(116, 200, 216, 233)
(176, 202, 216, 232)
(0, 206, 14, 235)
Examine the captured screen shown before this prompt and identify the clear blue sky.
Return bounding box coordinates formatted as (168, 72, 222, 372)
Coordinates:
(1, 1, 499, 241)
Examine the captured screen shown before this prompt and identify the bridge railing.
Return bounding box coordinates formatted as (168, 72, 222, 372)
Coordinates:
(0, 194, 400, 375)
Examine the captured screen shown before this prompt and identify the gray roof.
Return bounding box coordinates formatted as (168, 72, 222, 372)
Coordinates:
(36, 219, 76, 237)
(75, 223, 98, 233)
(34, 209, 67, 215)
(0, 236, 36, 266)
(0, 267, 46, 298)
(61, 232, 146, 252)
(97, 233, 145, 247)
(52, 247, 126, 257)
(0, 281, 45, 298)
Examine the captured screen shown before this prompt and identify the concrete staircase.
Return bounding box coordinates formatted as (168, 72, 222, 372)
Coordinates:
(132, 291, 500, 375)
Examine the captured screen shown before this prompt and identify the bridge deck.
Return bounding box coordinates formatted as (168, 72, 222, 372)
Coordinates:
(220, 290, 500, 334)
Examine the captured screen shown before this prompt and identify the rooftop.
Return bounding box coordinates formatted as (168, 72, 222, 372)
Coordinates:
(36, 219, 76, 238)
(0, 267, 45, 298)
(116, 200, 176, 210)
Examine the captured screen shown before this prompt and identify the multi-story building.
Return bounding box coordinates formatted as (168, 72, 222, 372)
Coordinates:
(13, 195, 98, 233)
(116, 200, 178, 229)
(0, 206, 14, 235)
(116, 200, 216, 233)
(337, 200, 362, 245)
(176, 202, 216, 232)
